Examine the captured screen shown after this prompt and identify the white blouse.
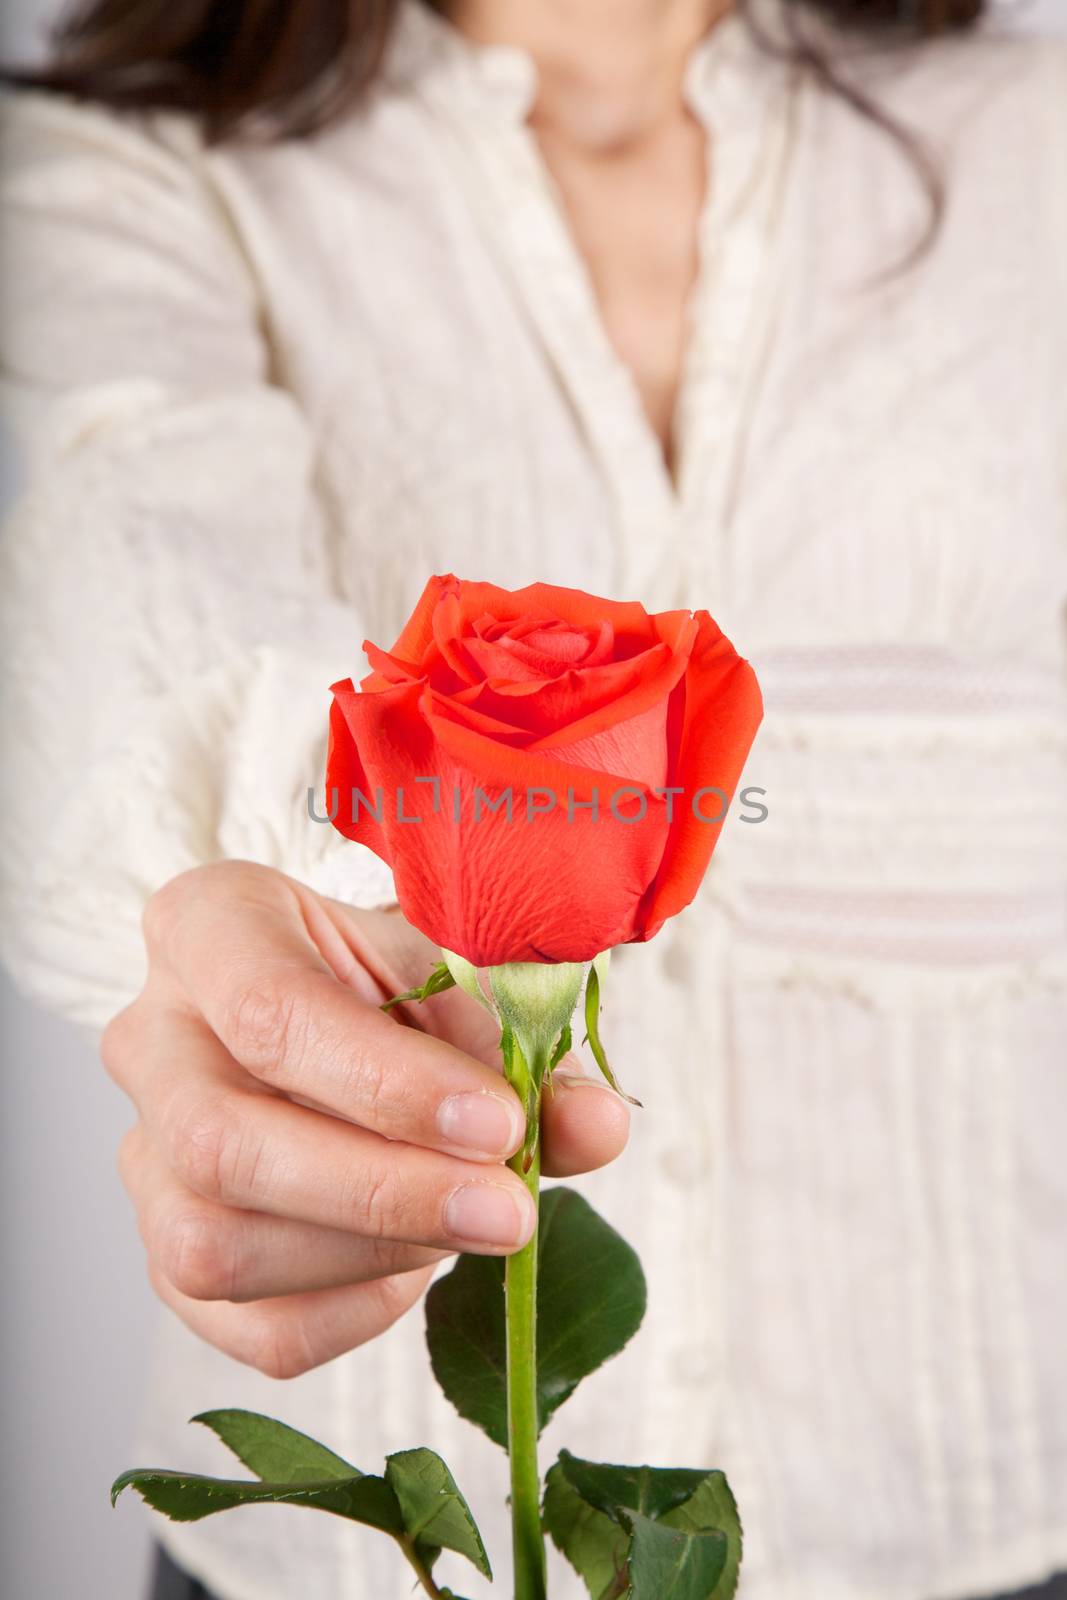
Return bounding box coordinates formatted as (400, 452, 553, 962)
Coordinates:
(2, 5, 1066, 1598)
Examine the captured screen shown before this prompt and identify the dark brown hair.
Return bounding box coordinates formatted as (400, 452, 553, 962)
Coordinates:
(9, 0, 986, 258)
(15, 0, 986, 144)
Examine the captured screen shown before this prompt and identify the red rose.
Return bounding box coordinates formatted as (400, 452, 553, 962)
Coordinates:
(327, 575, 762, 966)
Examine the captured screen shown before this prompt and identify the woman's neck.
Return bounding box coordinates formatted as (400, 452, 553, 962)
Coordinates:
(442, 0, 734, 150)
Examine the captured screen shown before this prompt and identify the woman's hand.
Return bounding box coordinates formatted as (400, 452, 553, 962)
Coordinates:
(102, 861, 630, 1379)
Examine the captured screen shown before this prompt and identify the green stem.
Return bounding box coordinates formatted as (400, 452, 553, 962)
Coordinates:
(505, 1060, 547, 1600)
(399, 1535, 446, 1598)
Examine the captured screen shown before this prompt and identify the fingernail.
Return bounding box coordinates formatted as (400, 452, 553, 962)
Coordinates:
(437, 1092, 522, 1156)
(444, 1182, 535, 1248)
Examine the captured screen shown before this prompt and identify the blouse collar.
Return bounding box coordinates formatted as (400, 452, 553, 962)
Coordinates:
(382, 0, 777, 132)
(382, 1, 539, 121)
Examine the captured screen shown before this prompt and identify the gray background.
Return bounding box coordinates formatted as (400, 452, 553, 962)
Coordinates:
(1, 2, 1065, 1599)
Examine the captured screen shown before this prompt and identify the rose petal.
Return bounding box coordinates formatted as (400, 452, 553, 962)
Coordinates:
(390, 573, 459, 664)
(427, 687, 532, 746)
(464, 634, 566, 682)
(419, 696, 670, 961)
(431, 591, 481, 685)
(361, 640, 422, 688)
(450, 578, 657, 642)
(433, 643, 679, 753)
(637, 612, 764, 935)
(331, 679, 670, 964)
(324, 685, 392, 858)
(538, 698, 669, 792)
(525, 620, 695, 749)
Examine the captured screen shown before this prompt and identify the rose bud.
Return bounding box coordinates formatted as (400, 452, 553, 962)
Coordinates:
(327, 574, 762, 966)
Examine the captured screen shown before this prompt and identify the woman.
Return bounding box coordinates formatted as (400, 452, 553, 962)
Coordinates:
(1, 0, 1064, 1597)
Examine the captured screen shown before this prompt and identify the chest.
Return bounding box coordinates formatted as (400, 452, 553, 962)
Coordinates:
(528, 112, 708, 464)
(217, 97, 1067, 663)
